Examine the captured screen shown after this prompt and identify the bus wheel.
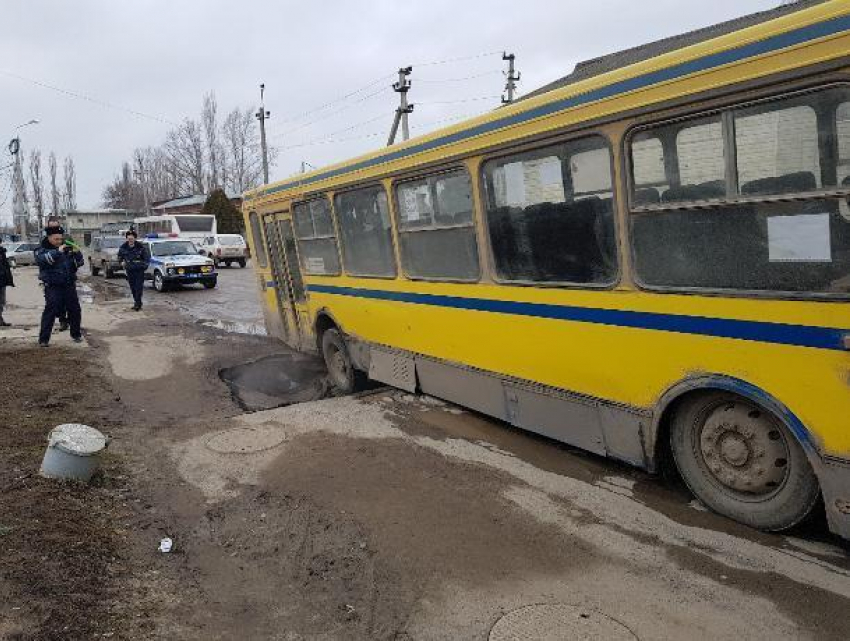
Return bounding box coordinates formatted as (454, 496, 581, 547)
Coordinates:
(670, 392, 819, 532)
(321, 328, 360, 393)
(90, 259, 100, 276)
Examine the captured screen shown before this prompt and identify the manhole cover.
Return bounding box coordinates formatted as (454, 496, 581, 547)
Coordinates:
(490, 604, 637, 641)
(205, 426, 286, 454)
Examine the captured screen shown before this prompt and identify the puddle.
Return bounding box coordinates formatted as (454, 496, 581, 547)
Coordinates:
(220, 353, 329, 411)
(200, 318, 267, 336)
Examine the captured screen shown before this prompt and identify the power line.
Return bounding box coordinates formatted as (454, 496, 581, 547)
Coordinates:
(275, 51, 502, 128)
(280, 111, 488, 151)
(418, 95, 501, 105)
(411, 50, 503, 67)
(0, 70, 179, 126)
(415, 69, 502, 83)
(269, 85, 393, 139)
(278, 73, 396, 125)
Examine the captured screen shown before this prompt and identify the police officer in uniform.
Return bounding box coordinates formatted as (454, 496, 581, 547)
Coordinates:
(0, 237, 14, 327)
(35, 225, 84, 346)
(117, 230, 150, 311)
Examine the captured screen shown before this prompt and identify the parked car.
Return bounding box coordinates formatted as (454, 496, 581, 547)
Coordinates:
(144, 238, 217, 291)
(5, 242, 39, 267)
(196, 234, 249, 268)
(89, 236, 125, 278)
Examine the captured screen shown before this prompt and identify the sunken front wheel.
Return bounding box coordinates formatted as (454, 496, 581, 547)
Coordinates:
(670, 392, 819, 532)
(321, 328, 361, 393)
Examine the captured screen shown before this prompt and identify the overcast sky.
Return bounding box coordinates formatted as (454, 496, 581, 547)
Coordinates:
(0, 0, 782, 224)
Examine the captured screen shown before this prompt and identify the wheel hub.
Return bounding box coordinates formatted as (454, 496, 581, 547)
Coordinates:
(699, 403, 789, 495)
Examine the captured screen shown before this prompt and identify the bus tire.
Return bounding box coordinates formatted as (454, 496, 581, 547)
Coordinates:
(238, 259, 246, 268)
(670, 391, 819, 532)
(321, 328, 362, 393)
(90, 259, 100, 276)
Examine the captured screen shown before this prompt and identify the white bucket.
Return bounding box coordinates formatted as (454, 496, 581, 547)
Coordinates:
(40, 424, 109, 482)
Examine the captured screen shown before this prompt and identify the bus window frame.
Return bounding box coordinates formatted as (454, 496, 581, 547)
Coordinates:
(292, 194, 343, 276)
(624, 83, 850, 301)
(390, 165, 482, 283)
(331, 181, 399, 280)
(478, 132, 622, 290)
(248, 210, 268, 268)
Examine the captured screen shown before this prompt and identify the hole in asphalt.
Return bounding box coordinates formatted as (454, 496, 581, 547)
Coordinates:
(219, 353, 330, 412)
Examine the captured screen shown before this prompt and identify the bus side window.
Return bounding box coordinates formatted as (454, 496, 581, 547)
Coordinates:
(248, 211, 268, 268)
(293, 197, 341, 275)
(334, 185, 397, 278)
(838, 102, 850, 186)
(629, 86, 850, 295)
(482, 136, 617, 285)
(395, 169, 479, 281)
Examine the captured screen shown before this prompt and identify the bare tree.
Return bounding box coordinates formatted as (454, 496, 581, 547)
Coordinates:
(164, 118, 205, 194)
(63, 156, 77, 212)
(202, 91, 222, 190)
(103, 162, 145, 210)
(28, 149, 45, 228)
(48, 151, 61, 216)
(221, 107, 275, 193)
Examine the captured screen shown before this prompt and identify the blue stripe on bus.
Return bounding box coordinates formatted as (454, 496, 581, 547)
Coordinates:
(260, 14, 850, 197)
(306, 284, 849, 351)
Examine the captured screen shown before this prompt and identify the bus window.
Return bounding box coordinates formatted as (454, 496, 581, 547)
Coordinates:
(248, 211, 267, 267)
(482, 136, 617, 285)
(334, 185, 396, 278)
(736, 104, 820, 196)
(395, 169, 479, 280)
(839, 102, 850, 185)
(174, 215, 214, 233)
(676, 119, 725, 190)
(629, 87, 850, 295)
(630, 134, 666, 204)
(292, 197, 341, 275)
(632, 116, 726, 205)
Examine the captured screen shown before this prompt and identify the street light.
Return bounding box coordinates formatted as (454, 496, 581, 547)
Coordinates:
(14, 119, 39, 130)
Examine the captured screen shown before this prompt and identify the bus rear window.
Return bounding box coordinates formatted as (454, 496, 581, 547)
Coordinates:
(174, 216, 214, 232)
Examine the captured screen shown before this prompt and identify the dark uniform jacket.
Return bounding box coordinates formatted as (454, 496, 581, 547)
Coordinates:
(0, 246, 13, 288)
(35, 238, 84, 286)
(117, 242, 150, 272)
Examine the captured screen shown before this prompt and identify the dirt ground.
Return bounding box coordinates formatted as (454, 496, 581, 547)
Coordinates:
(2, 269, 850, 640)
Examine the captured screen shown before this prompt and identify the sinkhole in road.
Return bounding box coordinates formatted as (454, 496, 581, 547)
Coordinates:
(219, 353, 329, 412)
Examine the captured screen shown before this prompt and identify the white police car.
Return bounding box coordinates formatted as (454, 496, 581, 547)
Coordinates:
(143, 237, 217, 292)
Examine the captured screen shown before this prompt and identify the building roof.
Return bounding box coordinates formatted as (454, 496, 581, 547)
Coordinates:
(151, 192, 242, 211)
(519, 0, 829, 101)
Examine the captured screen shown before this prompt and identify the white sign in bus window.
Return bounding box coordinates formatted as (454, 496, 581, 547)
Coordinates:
(767, 213, 831, 262)
(306, 256, 326, 273)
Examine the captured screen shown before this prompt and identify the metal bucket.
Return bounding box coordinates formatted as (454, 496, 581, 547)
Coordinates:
(40, 424, 109, 482)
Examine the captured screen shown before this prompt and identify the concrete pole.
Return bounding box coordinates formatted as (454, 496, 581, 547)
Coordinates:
(256, 84, 271, 185)
(502, 53, 521, 104)
(388, 67, 413, 146)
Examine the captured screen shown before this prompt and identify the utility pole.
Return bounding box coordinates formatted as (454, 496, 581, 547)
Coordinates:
(501, 52, 521, 104)
(134, 157, 151, 215)
(387, 67, 414, 146)
(9, 138, 28, 238)
(256, 83, 271, 185)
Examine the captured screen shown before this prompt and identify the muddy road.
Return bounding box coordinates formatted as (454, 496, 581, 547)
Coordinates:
(1, 267, 849, 640)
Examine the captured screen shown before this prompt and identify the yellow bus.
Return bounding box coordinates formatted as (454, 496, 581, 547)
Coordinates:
(243, 0, 850, 540)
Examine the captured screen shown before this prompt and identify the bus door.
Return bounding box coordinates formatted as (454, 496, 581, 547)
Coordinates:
(275, 217, 312, 350)
(263, 214, 296, 346)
